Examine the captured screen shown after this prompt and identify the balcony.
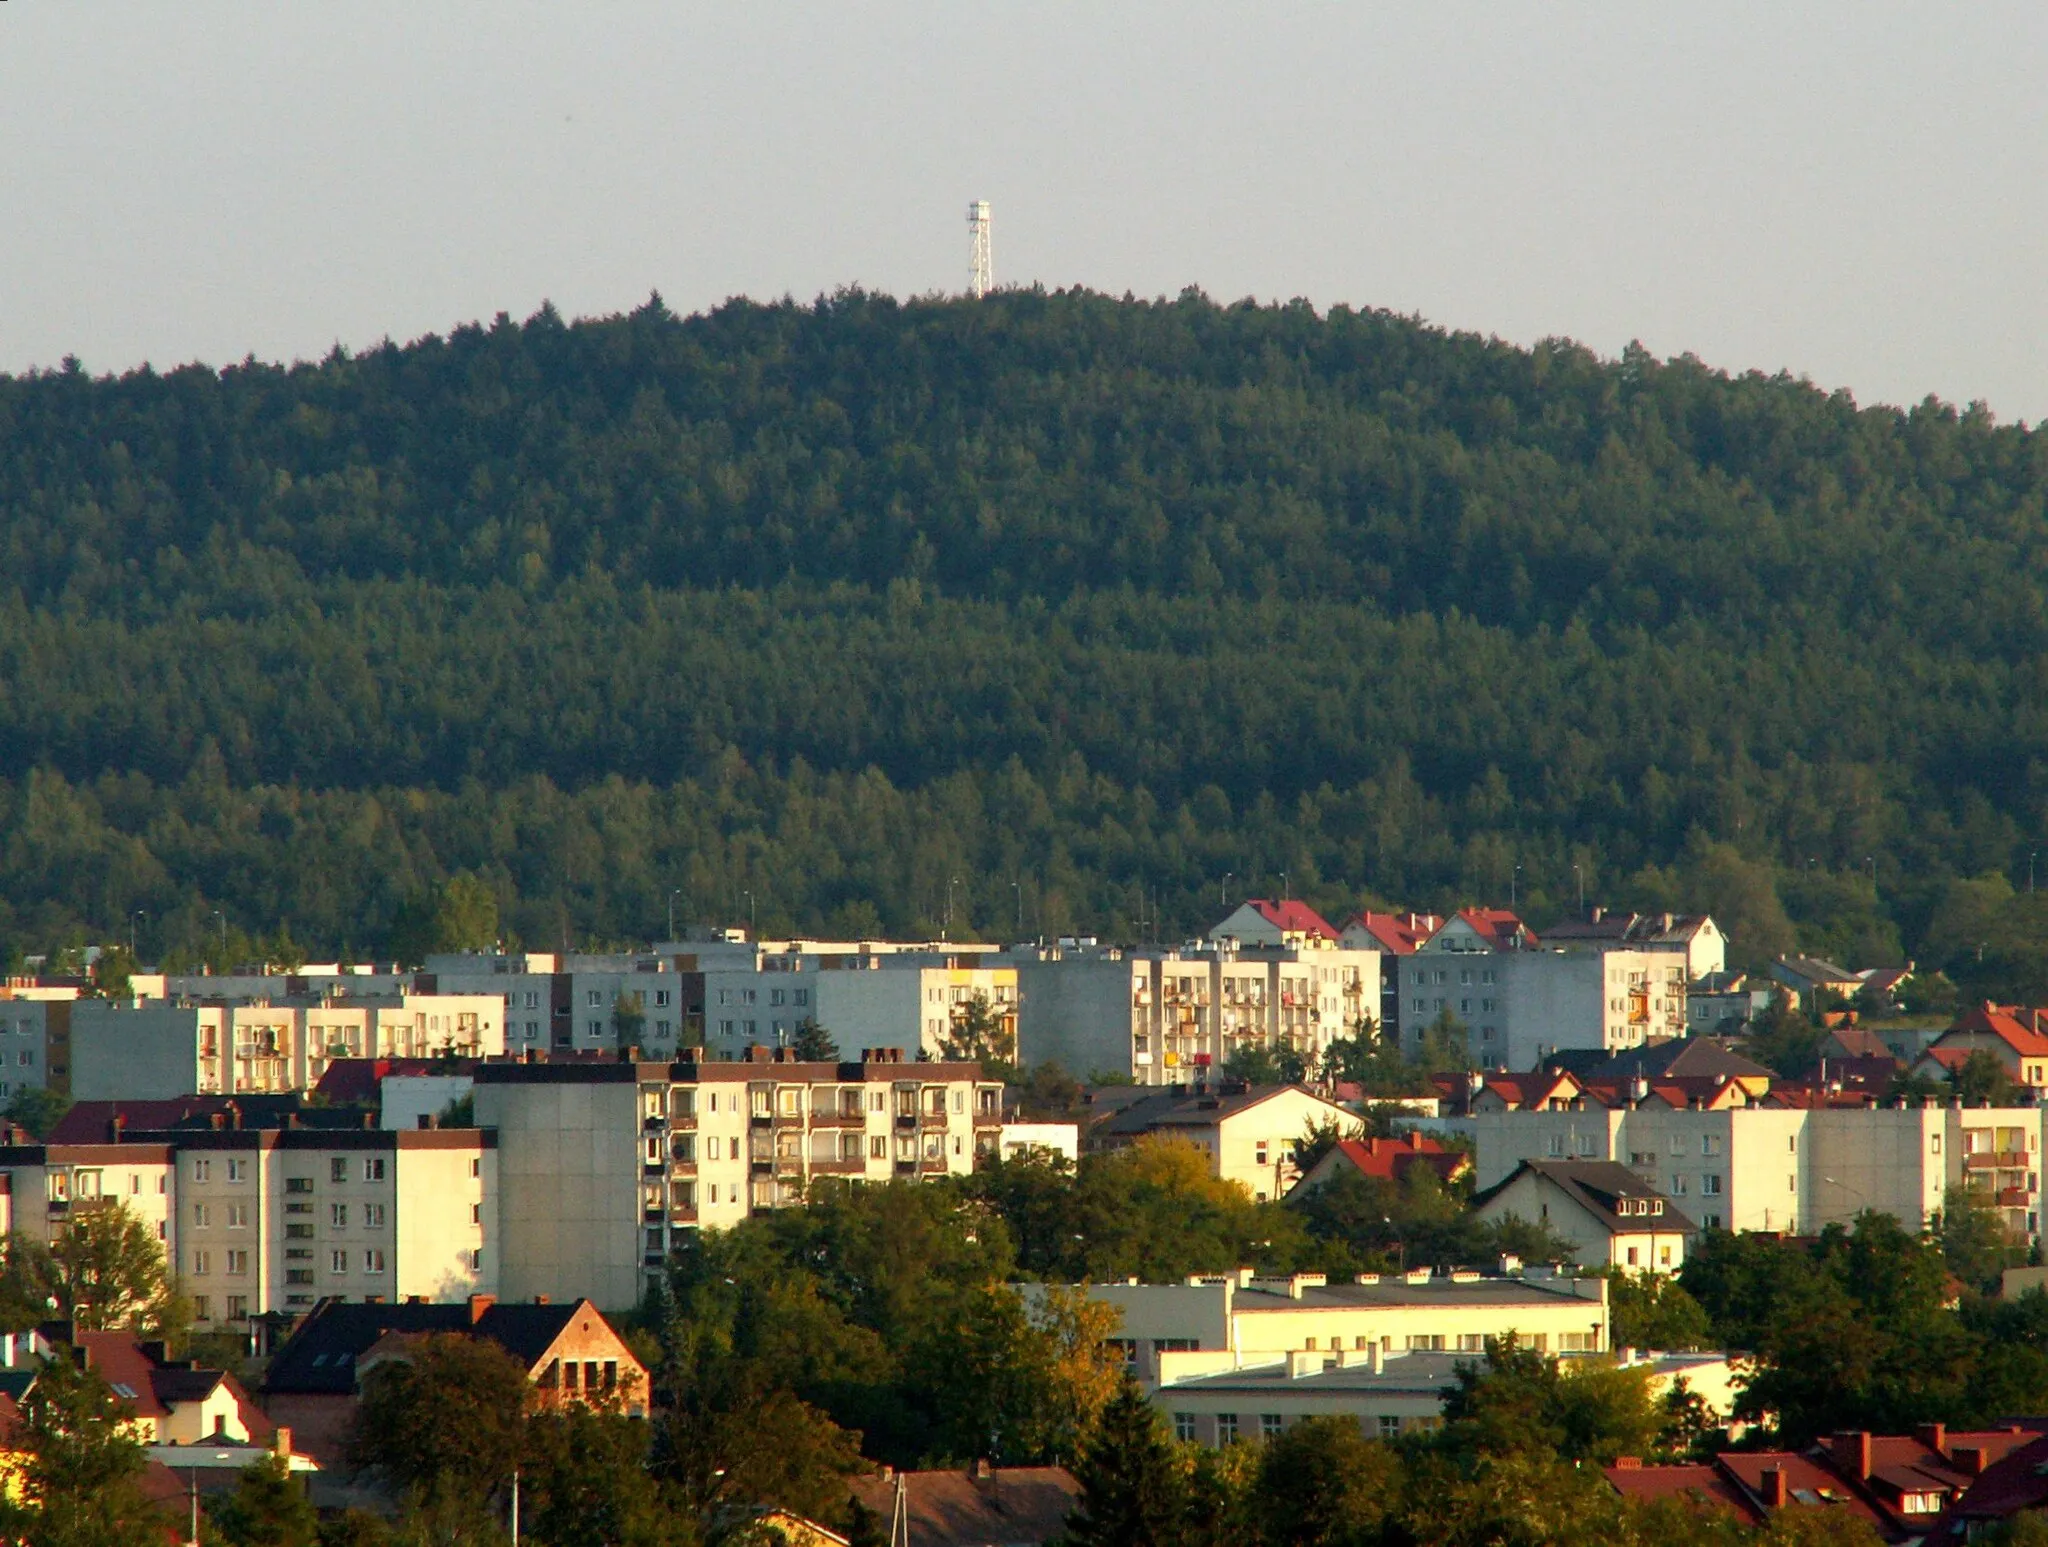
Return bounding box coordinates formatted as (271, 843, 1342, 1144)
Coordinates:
(669, 1158, 698, 1175)
(811, 1111, 867, 1127)
(2001, 1187, 2031, 1208)
(810, 1158, 866, 1175)
(642, 1115, 668, 1133)
(668, 1113, 697, 1130)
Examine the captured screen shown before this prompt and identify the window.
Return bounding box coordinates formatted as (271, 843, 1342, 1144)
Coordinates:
(655, 990, 671, 1008)
(1670, 1175, 1689, 1195)
(191, 1250, 212, 1275)
(226, 1157, 247, 1182)
(1174, 1413, 1196, 1442)
(192, 1204, 210, 1228)
(1931, 1134, 1942, 1154)
(225, 1250, 249, 1275)
(1217, 1414, 1238, 1444)
(1701, 1135, 1721, 1157)
(1702, 1174, 1723, 1196)
(471, 1203, 482, 1225)
(285, 1177, 313, 1195)
(331, 1204, 348, 1228)
(331, 1250, 348, 1273)
(225, 1203, 248, 1229)
(470, 1158, 481, 1178)
(226, 1295, 249, 1320)
(1378, 1415, 1400, 1437)
(330, 1158, 348, 1184)
(193, 1159, 211, 1182)
(1260, 1414, 1285, 1440)
(469, 1249, 483, 1271)
(588, 990, 602, 1007)
(364, 1249, 387, 1274)
(192, 1295, 210, 1320)
(364, 1203, 386, 1227)
(869, 1136, 887, 1159)
(363, 1158, 386, 1182)
(1254, 1144, 1269, 1167)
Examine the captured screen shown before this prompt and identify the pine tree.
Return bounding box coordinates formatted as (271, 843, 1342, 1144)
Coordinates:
(1062, 1382, 1184, 1547)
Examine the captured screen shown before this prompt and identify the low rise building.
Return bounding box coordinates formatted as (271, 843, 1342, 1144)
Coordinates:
(1208, 900, 1340, 949)
(1289, 1134, 1471, 1195)
(261, 1294, 646, 1465)
(1337, 912, 1442, 1041)
(1158, 1346, 1733, 1448)
(1918, 1004, 2048, 1096)
(1039, 1268, 1611, 1390)
(474, 1048, 1004, 1307)
(1471, 1160, 1694, 1274)
(1082, 1084, 1364, 1200)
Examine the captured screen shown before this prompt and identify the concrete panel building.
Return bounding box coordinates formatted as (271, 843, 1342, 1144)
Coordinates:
(475, 1048, 1004, 1308)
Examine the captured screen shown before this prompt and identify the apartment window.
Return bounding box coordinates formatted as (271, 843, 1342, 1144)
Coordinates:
(869, 1136, 887, 1159)
(1378, 1415, 1400, 1438)
(225, 1204, 248, 1229)
(657, 1021, 671, 1038)
(330, 1158, 348, 1184)
(363, 1158, 386, 1182)
(226, 1158, 247, 1182)
(1174, 1413, 1197, 1442)
(365, 1203, 386, 1227)
(794, 989, 809, 1006)
(1254, 1144, 1269, 1167)
(285, 1177, 313, 1195)
(192, 1204, 211, 1228)
(1260, 1414, 1285, 1440)
(471, 1203, 482, 1225)
(226, 1295, 249, 1320)
(1670, 1175, 1689, 1196)
(192, 1296, 210, 1320)
(1701, 1136, 1722, 1157)
(191, 1250, 212, 1275)
(588, 1021, 603, 1039)
(193, 1160, 211, 1182)
(1217, 1414, 1239, 1444)
(364, 1249, 387, 1274)
(331, 1204, 348, 1228)
(1702, 1174, 1723, 1196)
(704, 1137, 720, 1162)
(225, 1250, 249, 1276)
(524, 991, 540, 1008)
(1546, 1135, 1565, 1157)
(655, 990, 671, 1008)
(587, 990, 602, 1007)
(331, 1250, 348, 1273)
(469, 1249, 483, 1271)
(470, 1158, 481, 1178)
(1931, 1134, 1942, 1155)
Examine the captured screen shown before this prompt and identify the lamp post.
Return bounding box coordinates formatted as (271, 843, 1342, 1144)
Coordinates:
(1221, 872, 1234, 908)
(1574, 864, 1585, 913)
(210, 910, 227, 966)
(667, 889, 683, 941)
(1012, 880, 1022, 939)
(130, 909, 146, 961)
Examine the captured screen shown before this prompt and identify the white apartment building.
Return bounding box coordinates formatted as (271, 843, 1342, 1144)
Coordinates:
(700, 953, 1017, 1062)
(0, 1123, 492, 1335)
(1467, 1101, 2045, 1240)
(1008, 941, 1379, 1084)
(69, 993, 506, 1099)
(1401, 910, 1691, 1071)
(475, 1048, 1004, 1308)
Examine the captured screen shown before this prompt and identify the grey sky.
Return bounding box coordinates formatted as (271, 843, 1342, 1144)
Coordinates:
(4, 3, 2044, 420)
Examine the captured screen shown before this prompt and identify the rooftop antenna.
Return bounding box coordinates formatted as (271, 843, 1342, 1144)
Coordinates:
(967, 200, 993, 298)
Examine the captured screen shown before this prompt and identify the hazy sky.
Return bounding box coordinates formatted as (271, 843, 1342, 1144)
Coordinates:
(4, 3, 2044, 419)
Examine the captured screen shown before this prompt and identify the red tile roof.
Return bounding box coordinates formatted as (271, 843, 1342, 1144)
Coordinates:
(1340, 912, 1441, 954)
(845, 1467, 1080, 1547)
(1948, 1004, 2048, 1057)
(1455, 908, 1537, 950)
(1945, 1431, 2048, 1529)
(1716, 1451, 1890, 1532)
(1243, 899, 1339, 940)
(76, 1333, 169, 1419)
(1323, 1135, 1469, 1186)
(312, 1057, 475, 1106)
(1604, 1461, 1760, 1523)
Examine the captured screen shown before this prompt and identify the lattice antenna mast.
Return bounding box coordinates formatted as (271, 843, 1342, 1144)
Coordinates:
(967, 201, 993, 298)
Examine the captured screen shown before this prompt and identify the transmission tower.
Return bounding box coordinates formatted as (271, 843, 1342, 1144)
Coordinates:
(967, 200, 993, 298)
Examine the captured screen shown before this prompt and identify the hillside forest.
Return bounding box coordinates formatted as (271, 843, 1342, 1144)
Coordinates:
(4, 288, 2048, 993)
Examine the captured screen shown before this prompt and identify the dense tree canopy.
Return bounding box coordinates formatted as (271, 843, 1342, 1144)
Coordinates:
(3, 289, 2047, 982)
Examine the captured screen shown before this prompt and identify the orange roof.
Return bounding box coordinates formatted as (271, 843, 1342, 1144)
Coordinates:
(1243, 899, 1339, 939)
(1604, 1461, 1760, 1523)
(1945, 1004, 2048, 1057)
(1325, 1135, 1469, 1185)
(76, 1333, 168, 1419)
(1341, 912, 1441, 954)
(1456, 908, 1537, 950)
(1716, 1451, 1889, 1530)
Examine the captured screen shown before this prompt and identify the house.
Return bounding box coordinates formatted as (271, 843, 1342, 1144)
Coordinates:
(1207, 900, 1340, 950)
(1686, 972, 1779, 1034)
(1033, 1267, 1610, 1390)
(1471, 1160, 1694, 1274)
(1289, 1134, 1471, 1196)
(1555, 1037, 1773, 1094)
(1857, 965, 1915, 1006)
(845, 1463, 1081, 1547)
(1768, 956, 1865, 1006)
(1431, 1069, 1595, 1116)
(1081, 1083, 1364, 1200)
(261, 1294, 647, 1464)
(68, 1333, 274, 1446)
(1610, 1425, 2044, 1542)
(1159, 1347, 1736, 1448)
(1918, 1004, 2048, 1095)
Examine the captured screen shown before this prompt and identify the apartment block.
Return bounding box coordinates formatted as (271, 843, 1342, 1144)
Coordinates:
(0, 1119, 493, 1336)
(1401, 910, 1695, 1071)
(1467, 1101, 2045, 1240)
(1008, 940, 1378, 1085)
(475, 1048, 1005, 1308)
(0, 985, 73, 1099)
(68, 992, 506, 1099)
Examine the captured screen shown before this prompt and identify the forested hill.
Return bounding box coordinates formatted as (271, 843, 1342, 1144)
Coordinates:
(3, 287, 2047, 987)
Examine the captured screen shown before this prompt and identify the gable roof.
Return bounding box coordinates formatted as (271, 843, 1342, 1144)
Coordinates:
(1239, 899, 1338, 940)
(1566, 1037, 1773, 1086)
(75, 1333, 167, 1418)
(1939, 1004, 2048, 1059)
(1089, 1084, 1347, 1141)
(1820, 1026, 1897, 1062)
(1542, 911, 1717, 950)
(312, 1057, 477, 1106)
(1433, 1069, 1590, 1114)
(263, 1297, 602, 1396)
(1604, 1461, 1760, 1524)
(1715, 1451, 1890, 1531)
(1339, 912, 1441, 955)
(845, 1467, 1080, 1547)
(1445, 908, 1536, 951)
(1472, 1160, 1695, 1236)
(1772, 955, 1861, 988)
(1946, 1431, 2048, 1525)
(1314, 1135, 1469, 1187)
(47, 1095, 374, 1145)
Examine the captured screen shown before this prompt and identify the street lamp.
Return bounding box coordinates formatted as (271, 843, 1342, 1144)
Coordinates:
(667, 889, 683, 941)
(210, 910, 227, 966)
(130, 909, 146, 961)
(177, 1450, 237, 1546)
(1221, 872, 1234, 908)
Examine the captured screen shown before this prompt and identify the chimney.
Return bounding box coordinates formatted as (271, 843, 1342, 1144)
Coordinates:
(1916, 1422, 1946, 1454)
(533, 1294, 550, 1306)
(969, 1458, 994, 1486)
(1953, 1446, 1991, 1476)
(467, 1294, 496, 1324)
(1832, 1431, 1873, 1481)
(1761, 1467, 1788, 1509)
(107, 1114, 126, 1143)
(272, 1425, 292, 1459)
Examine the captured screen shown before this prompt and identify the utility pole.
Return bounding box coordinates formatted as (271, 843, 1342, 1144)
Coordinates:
(511, 1466, 520, 1545)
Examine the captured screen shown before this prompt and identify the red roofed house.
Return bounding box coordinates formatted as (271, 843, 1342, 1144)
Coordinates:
(845, 1463, 1081, 1547)
(1289, 1133, 1472, 1196)
(1918, 1005, 2048, 1095)
(1431, 1069, 1595, 1117)
(71, 1332, 274, 1446)
(1610, 1425, 2042, 1541)
(1208, 899, 1339, 949)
